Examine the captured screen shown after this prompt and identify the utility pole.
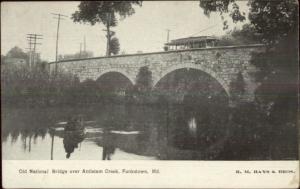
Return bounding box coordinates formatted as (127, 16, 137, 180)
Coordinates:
(84, 35, 86, 52)
(52, 13, 68, 73)
(79, 43, 82, 58)
(26, 37, 33, 68)
(26, 34, 43, 69)
(166, 29, 171, 43)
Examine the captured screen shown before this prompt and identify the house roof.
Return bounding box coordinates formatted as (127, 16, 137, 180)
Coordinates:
(165, 36, 219, 46)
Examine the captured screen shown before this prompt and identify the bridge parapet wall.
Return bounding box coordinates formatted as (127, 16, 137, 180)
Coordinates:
(49, 45, 265, 104)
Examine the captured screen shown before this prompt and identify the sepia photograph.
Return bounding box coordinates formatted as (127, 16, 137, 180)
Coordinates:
(1, 0, 299, 188)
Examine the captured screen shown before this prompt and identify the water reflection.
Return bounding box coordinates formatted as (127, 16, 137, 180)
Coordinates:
(63, 130, 85, 159)
(62, 115, 85, 158)
(2, 101, 230, 160)
(10, 129, 20, 144)
(101, 128, 115, 160)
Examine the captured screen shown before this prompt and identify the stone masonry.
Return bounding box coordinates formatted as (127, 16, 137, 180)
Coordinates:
(49, 44, 265, 104)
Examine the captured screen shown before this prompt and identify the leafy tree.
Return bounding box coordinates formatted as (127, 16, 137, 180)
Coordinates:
(131, 66, 152, 103)
(72, 1, 142, 56)
(6, 46, 28, 60)
(200, 0, 246, 30)
(247, 0, 298, 45)
(136, 66, 152, 92)
(200, 0, 298, 159)
(110, 37, 120, 55)
(200, 0, 298, 115)
(199, 0, 298, 45)
(218, 24, 260, 46)
(1, 64, 79, 107)
(108, 31, 120, 55)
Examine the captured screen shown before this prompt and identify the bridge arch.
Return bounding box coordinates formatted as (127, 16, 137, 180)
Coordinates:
(153, 63, 230, 96)
(96, 68, 135, 85)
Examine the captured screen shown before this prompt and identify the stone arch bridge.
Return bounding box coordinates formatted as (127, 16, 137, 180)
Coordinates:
(49, 44, 265, 105)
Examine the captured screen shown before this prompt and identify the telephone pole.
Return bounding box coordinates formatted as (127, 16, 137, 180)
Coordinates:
(79, 43, 82, 58)
(84, 35, 86, 52)
(52, 13, 68, 73)
(26, 34, 43, 68)
(166, 29, 171, 43)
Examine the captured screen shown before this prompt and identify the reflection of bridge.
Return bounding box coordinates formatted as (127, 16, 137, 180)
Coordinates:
(49, 44, 265, 105)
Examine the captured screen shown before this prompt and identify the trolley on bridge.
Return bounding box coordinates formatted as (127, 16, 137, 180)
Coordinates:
(164, 36, 219, 51)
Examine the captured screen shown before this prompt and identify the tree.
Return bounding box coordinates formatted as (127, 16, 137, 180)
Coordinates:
(6, 46, 28, 60)
(247, 0, 298, 45)
(110, 37, 120, 55)
(108, 30, 120, 55)
(200, 0, 298, 159)
(199, 0, 298, 113)
(200, 0, 246, 30)
(136, 66, 152, 92)
(72, 1, 142, 56)
(199, 0, 298, 45)
(218, 24, 260, 46)
(131, 66, 153, 103)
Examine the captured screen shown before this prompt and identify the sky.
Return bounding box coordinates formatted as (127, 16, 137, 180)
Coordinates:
(1, 1, 249, 62)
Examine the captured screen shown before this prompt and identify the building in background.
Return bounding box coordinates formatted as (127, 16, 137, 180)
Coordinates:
(2, 46, 47, 70)
(58, 51, 94, 61)
(3, 57, 27, 67)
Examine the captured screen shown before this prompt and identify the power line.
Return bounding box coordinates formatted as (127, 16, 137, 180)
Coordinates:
(189, 23, 220, 37)
(51, 13, 68, 74)
(26, 34, 43, 68)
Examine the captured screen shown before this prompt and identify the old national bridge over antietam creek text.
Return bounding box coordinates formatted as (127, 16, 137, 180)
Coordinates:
(49, 44, 265, 106)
